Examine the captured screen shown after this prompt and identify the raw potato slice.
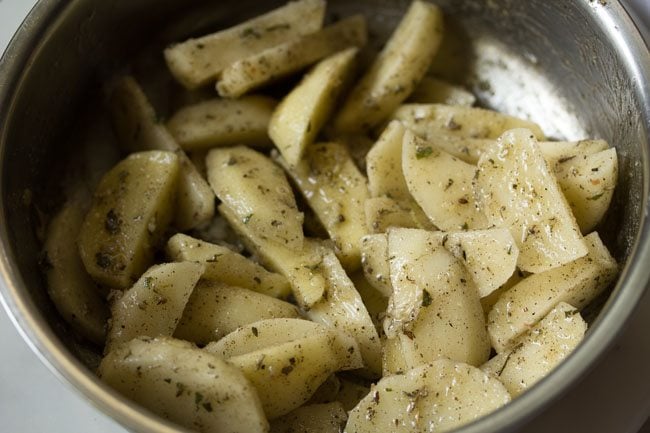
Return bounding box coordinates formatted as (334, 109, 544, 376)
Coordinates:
(360, 234, 391, 297)
(382, 229, 490, 373)
(44, 198, 109, 345)
(306, 249, 383, 376)
(164, 0, 326, 89)
(108, 76, 214, 230)
(475, 128, 588, 273)
(276, 142, 368, 270)
(167, 233, 291, 298)
(174, 280, 299, 345)
(206, 146, 304, 250)
(219, 204, 327, 308)
(442, 228, 519, 298)
(167, 96, 277, 151)
(553, 148, 618, 233)
(390, 104, 545, 140)
(483, 302, 587, 397)
(408, 76, 476, 106)
(270, 402, 348, 433)
(99, 337, 268, 433)
(487, 232, 617, 352)
(78, 151, 179, 289)
(105, 262, 204, 352)
(270, 48, 358, 166)
(365, 121, 431, 230)
(217, 15, 367, 98)
(403, 130, 488, 231)
(345, 359, 511, 433)
(333, 1, 444, 132)
(538, 139, 609, 167)
(206, 319, 363, 419)
(205, 318, 325, 358)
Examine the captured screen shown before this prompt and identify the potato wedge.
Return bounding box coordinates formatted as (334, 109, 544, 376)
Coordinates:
(403, 130, 488, 231)
(383, 228, 490, 372)
(441, 228, 519, 298)
(351, 272, 389, 334)
(270, 48, 358, 166)
(206, 318, 362, 419)
(43, 198, 109, 345)
(175, 280, 299, 346)
(218, 204, 327, 308)
(333, 1, 444, 132)
(391, 103, 545, 140)
(306, 249, 383, 376)
(408, 76, 476, 106)
(364, 196, 424, 233)
(335, 377, 370, 411)
(308, 375, 341, 405)
(99, 337, 268, 433)
(78, 151, 179, 289)
(167, 96, 276, 151)
(164, 0, 326, 89)
(106, 262, 204, 352)
(108, 76, 214, 230)
(270, 402, 348, 433)
(166, 233, 291, 298)
(276, 142, 368, 270)
(487, 232, 617, 352)
(554, 148, 617, 233)
(360, 234, 391, 297)
(538, 139, 609, 167)
(483, 302, 587, 397)
(217, 15, 367, 98)
(345, 359, 510, 433)
(206, 146, 304, 250)
(475, 128, 587, 273)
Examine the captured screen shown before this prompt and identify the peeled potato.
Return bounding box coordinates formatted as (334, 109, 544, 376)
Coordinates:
(270, 402, 348, 433)
(99, 337, 268, 433)
(346, 359, 511, 433)
(78, 151, 179, 289)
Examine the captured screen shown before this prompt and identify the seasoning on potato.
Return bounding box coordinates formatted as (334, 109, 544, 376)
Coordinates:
(41, 1, 620, 432)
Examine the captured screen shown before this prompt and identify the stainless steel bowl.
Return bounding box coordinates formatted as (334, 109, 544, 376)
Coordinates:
(0, 1, 649, 432)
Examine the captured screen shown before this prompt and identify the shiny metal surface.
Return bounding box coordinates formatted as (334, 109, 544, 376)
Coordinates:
(0, 1, 648, 432)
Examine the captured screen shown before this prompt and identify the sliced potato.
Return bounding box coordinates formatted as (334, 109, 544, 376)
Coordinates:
(106, 262, 203, 352)
(270, 402, 348, 433)
(480, 270, 525, 315)
(167, 96, 276, 151)
(408, 76, 476, 106)
(217, 15, 367, 98)
(475, 128, 587, 273)
(538, 139, 609, 167)
(412, 134, 494, 165)
(79, 151, 179, 289)
(270, 48, 358, 166)
(351, 272, 389, 334)
(345, 359, 511, 433)
(276, 142, 368, 270)
(108, 76, 214, 230)
(333, 1, 444, 132)
(484, 302, 587, 397)
(206, 146, 304, 250)
(487, 232, 617, 352)
(206, 318, 362, 419)
(43, 198, 109, 345)
(219, 204, 327, 308)
(441, 228, 518, 298)
(308, 374, 341, 405)
(391, 104, 545, 140)
(403, 130, 488, 231)
(360, 234, 391, 297)
(174, 280, 299, 346)
(166, 233, 291, 298)
(164, 0, 326, 89)
(554, 148, 617, 233)
(99, 337, 268, 433)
